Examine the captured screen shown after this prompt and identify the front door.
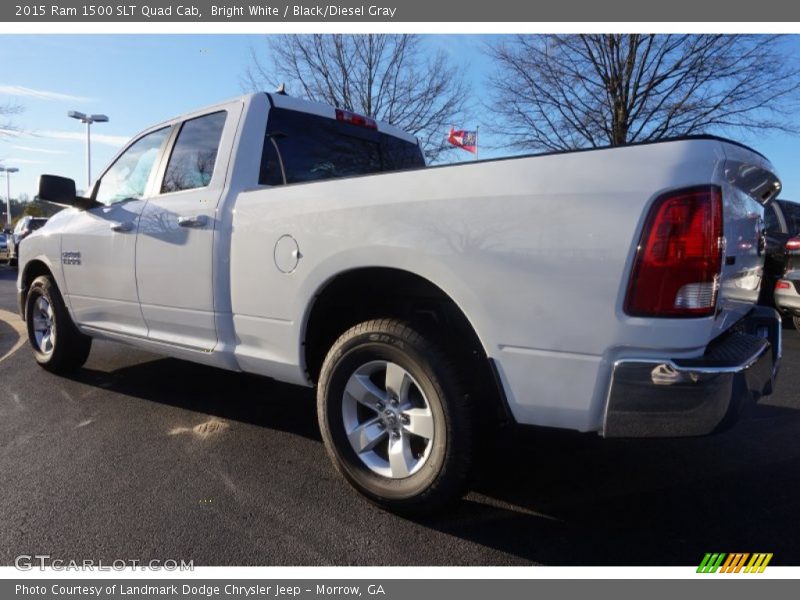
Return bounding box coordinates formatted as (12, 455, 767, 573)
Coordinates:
(60, 126, 171, 337)
(135, 108, 235, 350)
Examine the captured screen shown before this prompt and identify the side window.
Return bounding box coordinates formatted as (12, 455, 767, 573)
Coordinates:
(95, 127, 170, 205)
(161, 111, 227, 194)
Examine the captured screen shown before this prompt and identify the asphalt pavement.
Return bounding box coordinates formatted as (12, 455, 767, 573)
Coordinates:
(1, 263, 799, 566)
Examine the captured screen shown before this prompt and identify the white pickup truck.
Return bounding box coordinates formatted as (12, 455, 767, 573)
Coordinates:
(19, 92, 782, 512)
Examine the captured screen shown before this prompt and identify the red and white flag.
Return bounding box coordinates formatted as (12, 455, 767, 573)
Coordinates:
(447, 128, 478, 154)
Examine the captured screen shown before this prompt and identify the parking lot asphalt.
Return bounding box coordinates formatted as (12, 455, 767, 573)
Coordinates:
(1, 263, 799, 566)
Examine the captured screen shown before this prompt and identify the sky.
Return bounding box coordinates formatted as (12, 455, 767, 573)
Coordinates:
(0, 34, 799, 202)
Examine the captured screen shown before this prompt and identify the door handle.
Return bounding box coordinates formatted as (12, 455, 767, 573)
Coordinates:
(177, 215, 208, 228)
(109, 221, 134, 232)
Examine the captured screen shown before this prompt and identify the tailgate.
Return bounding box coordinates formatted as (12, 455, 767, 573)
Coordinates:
(716, 141, 781, 332)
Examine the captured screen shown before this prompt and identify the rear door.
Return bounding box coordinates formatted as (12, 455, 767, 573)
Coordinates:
(135, 103, 241, 350)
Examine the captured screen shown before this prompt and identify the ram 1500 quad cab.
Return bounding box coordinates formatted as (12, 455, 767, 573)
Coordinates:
(19, 92, 782, 512)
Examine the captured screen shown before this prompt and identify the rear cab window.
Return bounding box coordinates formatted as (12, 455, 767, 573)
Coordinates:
(260, 107, 424, 186)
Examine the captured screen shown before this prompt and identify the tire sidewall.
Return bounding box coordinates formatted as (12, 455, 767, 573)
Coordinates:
(320, 330, 455, 503)
(25, 277, 61, 365)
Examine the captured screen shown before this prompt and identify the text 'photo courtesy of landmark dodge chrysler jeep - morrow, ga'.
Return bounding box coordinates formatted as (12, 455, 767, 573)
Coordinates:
(19, 92, 782, 512)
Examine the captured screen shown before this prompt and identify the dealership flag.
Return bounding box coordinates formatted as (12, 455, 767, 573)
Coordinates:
(448, 127, 478, 155)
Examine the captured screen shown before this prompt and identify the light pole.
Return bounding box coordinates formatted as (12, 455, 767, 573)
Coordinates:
(68, 111, 109, 189)
(0, 166, 18, 230)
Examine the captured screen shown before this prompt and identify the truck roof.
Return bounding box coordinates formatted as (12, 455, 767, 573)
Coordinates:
(148, 92, 420, 148)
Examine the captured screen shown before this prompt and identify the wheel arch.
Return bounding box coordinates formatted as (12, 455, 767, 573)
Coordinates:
(301, 266, 510, 424)
(18, 257, 58, 320)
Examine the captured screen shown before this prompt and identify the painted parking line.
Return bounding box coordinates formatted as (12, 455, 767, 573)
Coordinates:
(0, 308, 26, 363)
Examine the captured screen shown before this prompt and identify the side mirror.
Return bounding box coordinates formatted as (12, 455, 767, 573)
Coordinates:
(38, 175, 96, 209)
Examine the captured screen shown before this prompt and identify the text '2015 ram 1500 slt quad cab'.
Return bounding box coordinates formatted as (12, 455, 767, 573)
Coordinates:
(19, 92, 783, 512)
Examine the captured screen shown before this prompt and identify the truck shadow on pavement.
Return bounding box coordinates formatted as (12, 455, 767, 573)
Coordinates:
(65, 338, 800, 566)
(72, 355, 323, 442)
(423, 405, 800, 565)
(0, 316, 20, 357)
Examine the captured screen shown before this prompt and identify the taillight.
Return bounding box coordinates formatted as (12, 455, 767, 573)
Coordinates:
(625, 186, 723, 317)
(786, 236, 800, 251)
(335, 108, 377, 130)
(776, 280, 792, 290)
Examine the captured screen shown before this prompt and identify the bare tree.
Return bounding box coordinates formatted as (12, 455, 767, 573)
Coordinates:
(487, 34, 800, 152)
(0, 101, 22, 137)
(244, 34, 469, 161)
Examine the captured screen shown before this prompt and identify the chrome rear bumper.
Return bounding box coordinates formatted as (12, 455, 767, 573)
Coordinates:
(603, 306, 781, 438)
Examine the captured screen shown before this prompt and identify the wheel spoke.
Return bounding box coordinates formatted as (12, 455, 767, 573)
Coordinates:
(388, 433, 414, 478)
(37, 297, 48, 317)
(347, 418, 388, 454)
(402, 407, 434, 440)
(344, 374, 386, 412)
(384, 362, 410, 401)
(41, 332, 52, 353)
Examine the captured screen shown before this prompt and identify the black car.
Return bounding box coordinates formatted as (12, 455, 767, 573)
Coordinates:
(9, 216, 48, 266)
(760, 199, 800, 308)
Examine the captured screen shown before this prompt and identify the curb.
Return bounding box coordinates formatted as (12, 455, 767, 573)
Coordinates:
(0, 308, 26, 364)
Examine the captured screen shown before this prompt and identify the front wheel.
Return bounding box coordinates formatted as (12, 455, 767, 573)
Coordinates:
(25, 275, 92, 374)
(317, 319, 475, 514)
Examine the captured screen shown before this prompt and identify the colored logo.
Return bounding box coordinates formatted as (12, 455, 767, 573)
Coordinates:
(697, 553, 773, 573)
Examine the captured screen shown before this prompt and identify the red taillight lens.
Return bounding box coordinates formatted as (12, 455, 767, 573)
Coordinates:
(776, 280, 792, 290)
(625, 186, 723, 317)
(335, 108, 377, 130)
(786, 236, 800, 251)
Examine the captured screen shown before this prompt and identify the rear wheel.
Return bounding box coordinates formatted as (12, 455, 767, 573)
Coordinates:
(25, 275, 91, 374)
(317, 319, 475, 514)
(793, 316, 800, 332)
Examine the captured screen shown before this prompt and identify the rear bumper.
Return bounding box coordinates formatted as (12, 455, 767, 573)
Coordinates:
(603, 306, 781, 438)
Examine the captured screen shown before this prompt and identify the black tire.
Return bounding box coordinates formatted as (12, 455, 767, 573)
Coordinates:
(25, 275, 91, 374)
(317, 319, 475, 514)
(794, 316, 800, 332)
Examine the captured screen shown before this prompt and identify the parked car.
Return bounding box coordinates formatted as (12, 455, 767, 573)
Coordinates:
(0, 232, 9, 264)
(9, 216, 48, 266)
(773, 226, 800, 329)
(761, 199, 800, 305)
(19, 93, 782, 512)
